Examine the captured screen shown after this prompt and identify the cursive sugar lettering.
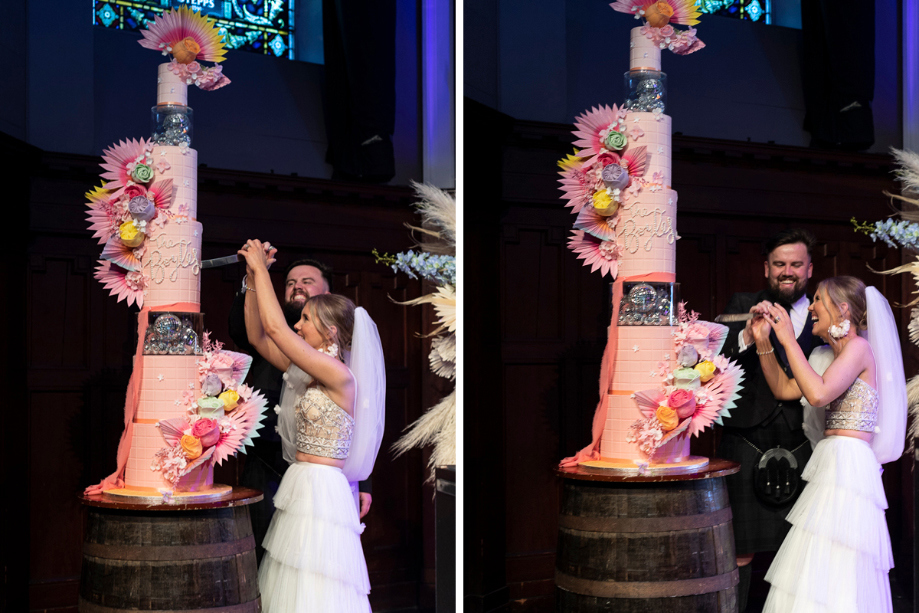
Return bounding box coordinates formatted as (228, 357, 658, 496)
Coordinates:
(619, 206, 677, 253)
(146, 234, 200, 283)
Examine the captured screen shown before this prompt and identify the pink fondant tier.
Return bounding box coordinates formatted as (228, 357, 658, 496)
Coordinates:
(615, 189, 678, 278)
(142, 220, 202, 308)
(124, 422, 214, 492)
(157, 63, 188, 106)
(629, 27, 661, 70)
(136, 355, 201, 421)
(151, 145, 198, 218)
(600, 326, 685, 463)
(629, 112, 672, 184)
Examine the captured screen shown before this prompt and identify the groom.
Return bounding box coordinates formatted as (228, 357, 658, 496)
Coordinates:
(718, 228, 821, 611)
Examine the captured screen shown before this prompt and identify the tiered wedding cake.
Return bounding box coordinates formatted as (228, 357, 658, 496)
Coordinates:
(560, 3, 743, 472)
(84, 8, 265, 499)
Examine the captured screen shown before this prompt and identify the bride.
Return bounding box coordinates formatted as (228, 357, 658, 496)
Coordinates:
(749, 275, 905, 612)
(238, 239, 385, 612)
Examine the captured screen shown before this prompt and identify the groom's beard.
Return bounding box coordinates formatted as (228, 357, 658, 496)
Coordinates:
(283, 300, 304, 328)
(764, 286, 795, 310)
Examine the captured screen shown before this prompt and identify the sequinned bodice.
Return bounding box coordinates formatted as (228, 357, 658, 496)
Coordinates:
(294, 386, 354, 459)
(825, 378, 879, 433)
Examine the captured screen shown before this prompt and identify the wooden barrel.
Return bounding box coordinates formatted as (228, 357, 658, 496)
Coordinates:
(79, 505, 260, 612)
(556, 474, 738, 612)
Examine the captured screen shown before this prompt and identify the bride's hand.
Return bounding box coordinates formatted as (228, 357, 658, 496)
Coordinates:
(765, 303, 794, 346)
(238, 239, 271, 273)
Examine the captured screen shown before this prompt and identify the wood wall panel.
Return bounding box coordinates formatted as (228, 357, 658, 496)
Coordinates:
(15, 139, 435, 612)
(466, 99, 913, 612)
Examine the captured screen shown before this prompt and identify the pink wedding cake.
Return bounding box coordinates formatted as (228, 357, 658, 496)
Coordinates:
(85, 8, 265, 499)
(561, 4, 742, 472)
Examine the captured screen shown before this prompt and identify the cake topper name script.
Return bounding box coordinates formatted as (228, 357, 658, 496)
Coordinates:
(619, 206, 677, 253)
(146, 234, 201, 282)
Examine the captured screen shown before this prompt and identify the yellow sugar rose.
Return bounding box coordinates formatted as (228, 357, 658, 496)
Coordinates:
(694, 360, 717, 383)
(656, 406, 679, 431)
(219, 389, 240, 412)
(592, 190, 620, 217)
(180, 434, 203, 460)
(119, 220, 145, 248)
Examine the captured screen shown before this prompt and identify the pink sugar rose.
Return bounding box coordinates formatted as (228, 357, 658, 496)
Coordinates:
(659, 25, 675, 37)
(668, 389, 697, 419)
(124, 184, 147, 201)
(186, 61, 201, 74)
(191, 417, 220, 448)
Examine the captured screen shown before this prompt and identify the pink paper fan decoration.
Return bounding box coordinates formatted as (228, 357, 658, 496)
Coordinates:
(633, 389, 666, 418)
(156, 417, 188, 447)
(86, 192, 123, 245)
(572, 105, 623, 168)
(94, 260, 146, 308)
(574, 205, 620, 241)
(568, 230, 622, 278)
(685, 359, 744, 438)
(101, 236, 143, 272)
(100, 138, 151, 196)
(657, 416, 692, 446)
(138, 6, 228, 63)
(183, 446, 215, 473)
(211, 390, 268, 466)
(621, 145, 648, 179)
(558, 165, 597, 213)
(146, 179, 175, 211)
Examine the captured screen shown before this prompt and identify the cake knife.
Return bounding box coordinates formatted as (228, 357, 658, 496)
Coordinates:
(713, 313, 757, 323)
(200, 254, 241, 269)
(200, 243, 274, 269)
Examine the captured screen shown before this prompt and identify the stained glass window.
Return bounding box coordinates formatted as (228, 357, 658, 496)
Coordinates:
(93, 1, 296, 60)
(697, 0, 772, 24)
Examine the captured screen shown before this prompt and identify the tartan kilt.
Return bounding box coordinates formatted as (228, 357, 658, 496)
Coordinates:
(718, 415, 813, 554)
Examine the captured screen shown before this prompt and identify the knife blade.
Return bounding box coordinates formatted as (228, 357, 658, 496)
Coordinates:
(200, 254, 241, 269)
(713, 313, 756, 323)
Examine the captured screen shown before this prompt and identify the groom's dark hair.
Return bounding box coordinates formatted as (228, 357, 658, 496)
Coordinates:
(763, 228, 816, 258)
(286, 258, 333, 292)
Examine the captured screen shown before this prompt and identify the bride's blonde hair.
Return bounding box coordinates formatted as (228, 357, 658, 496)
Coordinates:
(817, 276, 867, 332)
(304, 294, 355, 357)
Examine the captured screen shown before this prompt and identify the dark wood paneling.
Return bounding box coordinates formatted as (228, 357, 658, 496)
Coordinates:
(465, 99, 914, 612)
(18, 140, 434, 612)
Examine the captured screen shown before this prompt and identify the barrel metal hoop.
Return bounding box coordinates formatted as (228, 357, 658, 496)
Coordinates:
(82, 534, 255, 561)
(556, 567, 739, 599)
(558, 506, 732, 533)
(78, 597, 261, 613)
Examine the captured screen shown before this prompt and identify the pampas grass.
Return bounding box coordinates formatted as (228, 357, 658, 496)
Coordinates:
(390, 182, 456, 476)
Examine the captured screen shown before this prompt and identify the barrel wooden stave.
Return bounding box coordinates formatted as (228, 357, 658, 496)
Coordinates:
(556, 477, 737, 612)
(80, 506, 259, 611)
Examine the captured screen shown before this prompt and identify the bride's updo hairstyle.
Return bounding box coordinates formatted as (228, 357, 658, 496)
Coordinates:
(818, 276, 868, 332)
(304, 294, 356, 358)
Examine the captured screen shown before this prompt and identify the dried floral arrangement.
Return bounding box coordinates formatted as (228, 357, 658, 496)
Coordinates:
(377, 183, 456, 477)
(851, 148, 919, 452)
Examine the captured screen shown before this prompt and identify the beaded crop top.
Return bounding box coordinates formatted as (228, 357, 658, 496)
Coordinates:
(294, 386, 354, 459)
(825, 378, 879, 433)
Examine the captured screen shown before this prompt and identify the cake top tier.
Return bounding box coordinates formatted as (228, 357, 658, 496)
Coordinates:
(630, 27, 662, 71)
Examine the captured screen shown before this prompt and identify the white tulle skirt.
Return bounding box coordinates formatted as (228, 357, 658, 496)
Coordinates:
(763, 436, 893, 613)
(258, 461, 371, 612)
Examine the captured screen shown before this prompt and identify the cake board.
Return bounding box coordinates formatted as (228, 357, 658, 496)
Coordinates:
(77, 487, 264, 612)
(555, 460, 740, 612)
